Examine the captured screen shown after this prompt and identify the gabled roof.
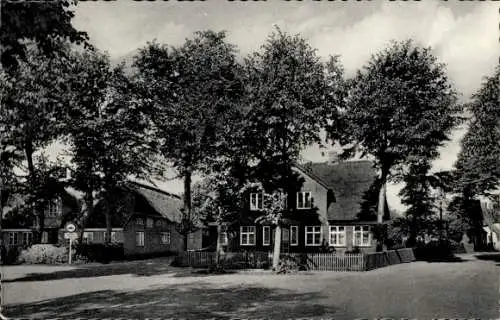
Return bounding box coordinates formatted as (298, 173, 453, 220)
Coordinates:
(127, 181, 183, 224)
(295, 160, 380, 221)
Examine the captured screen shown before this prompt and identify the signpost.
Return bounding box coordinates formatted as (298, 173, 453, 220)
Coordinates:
(65, 223, 77, 264)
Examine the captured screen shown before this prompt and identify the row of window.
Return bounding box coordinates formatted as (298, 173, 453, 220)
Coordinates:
(250, 192, 313, 210)
(235, 226, 372, 247)
(136, 217, 168, 228)
(135, 231, 171, 247)
(7, 232, 33, 246)
(82, 231, 123, 243)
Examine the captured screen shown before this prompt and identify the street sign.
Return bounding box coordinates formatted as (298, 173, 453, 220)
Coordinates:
(65, 223, 76, 233)
(64, 232, 78, 240)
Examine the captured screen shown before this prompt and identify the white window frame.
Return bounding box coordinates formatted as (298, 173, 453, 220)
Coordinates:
(329, 226, 346, 247)
(83, 231, 94, 244)
(240, 226, 256, 246)
(219, 228, 228, 246)
(290, 226, 299, 246)
(41, 231, 49, 244)
(161, 232, 171, 245)
(8, 232, 19, 246)
(146, 218, 154, 228)
(22, 232, 32, 245)
(136, 231, 145, 247)
(46, 197, 62, 217)
(296, 191, 313, 209)
(305, 226, 322, 246)
(353, 226, 372, 247)
(250, 193, 264, 211)
(262, 226, 271, 246)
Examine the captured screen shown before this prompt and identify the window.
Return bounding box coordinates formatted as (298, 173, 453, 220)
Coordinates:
(136, 231, 145, 247)
(290, 226, 299, 246)
(329, 226, 346, 246)
(161, 232, 171, 245)
(41, 231, 49, 244)
(22, 232, 33, 245)
(353, 226, 371, 247)
(83, 232, 94, 244)
(305, 226, 321, 246)
(262, 226, 271, 246)
(296, 192, 313, 209)
(155, 219, 165, 228)
(250, 193, 264, 211)
(146, 218, 154, 228)
(240, 226, 256, 246)
(136, 218, 144, 226)
(46, 198, 62, 217)
(219, 231, 228, 246)
(8, 232, 19, 246)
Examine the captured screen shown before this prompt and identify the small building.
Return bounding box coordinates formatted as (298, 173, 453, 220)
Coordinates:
(75, 181, 202, 257)
(211, 157, 388, 254)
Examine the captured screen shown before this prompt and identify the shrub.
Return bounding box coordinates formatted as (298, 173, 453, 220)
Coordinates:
(1, 246, 23, 265)
(19, 244, 69, 264)
(75, 243, 124, 263)
(345, 246, 361, 254)
(414, 240, 454, 261)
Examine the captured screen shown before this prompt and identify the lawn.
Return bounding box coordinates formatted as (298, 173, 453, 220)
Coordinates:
(2, 253, 498, 319)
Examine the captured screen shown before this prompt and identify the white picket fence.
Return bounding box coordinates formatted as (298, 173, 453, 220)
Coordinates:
(176, 248, 416, 272)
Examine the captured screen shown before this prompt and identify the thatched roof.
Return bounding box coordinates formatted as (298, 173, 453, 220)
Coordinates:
(128, 182, 183, 224)
(296, 160, 380, 221)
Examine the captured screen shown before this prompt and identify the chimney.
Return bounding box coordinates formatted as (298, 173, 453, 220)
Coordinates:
(327, 151, 340, 165)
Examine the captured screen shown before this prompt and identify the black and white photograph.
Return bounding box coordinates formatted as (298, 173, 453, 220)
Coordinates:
(0, 0, 499, 318)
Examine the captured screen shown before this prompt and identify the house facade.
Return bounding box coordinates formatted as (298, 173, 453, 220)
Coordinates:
(2, 189, 80, 248)
(72, 182, 202, 257)
(218, 158, 387, 254)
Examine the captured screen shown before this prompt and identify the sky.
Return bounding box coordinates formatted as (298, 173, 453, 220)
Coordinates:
(68, 0, 500, 212)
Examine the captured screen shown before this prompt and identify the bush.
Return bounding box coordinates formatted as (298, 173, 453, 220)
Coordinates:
(414, 240, 455, 261)
(75, 243, 124, 263)
(1, 246, 23, 265)
(19, 244, 69, 264)
(345, 246, 361, 254)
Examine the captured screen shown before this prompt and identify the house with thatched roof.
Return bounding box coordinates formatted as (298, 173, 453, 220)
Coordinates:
(78, 181, 202, 257)
(2, 186, 80, 248)
(223, 155, 388, 254)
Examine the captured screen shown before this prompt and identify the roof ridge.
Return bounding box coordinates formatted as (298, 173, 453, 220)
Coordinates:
(127, 181, 181, 199)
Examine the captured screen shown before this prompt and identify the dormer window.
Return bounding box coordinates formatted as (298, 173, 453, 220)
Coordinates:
(45, 198, 62, 217)
(296, 191, 312, 209)
(250, 193, 264, 211)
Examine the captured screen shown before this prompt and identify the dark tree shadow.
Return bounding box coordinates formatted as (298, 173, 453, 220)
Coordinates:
(474, 253, 500, 263)
(5, 283, 343, 319)
(4, 257, 184, 282)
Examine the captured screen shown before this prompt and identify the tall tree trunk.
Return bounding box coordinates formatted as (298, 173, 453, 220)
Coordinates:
(25, 139, 43, 243)
(376, 167, 389, 251)
(104, 196, 112, 245)
(182, 169, 192, 251)
(272, 224, 281, 271)
(78, 189, 94, 243)
(377, 180, 386, 224)
(215, 223, 222, 266)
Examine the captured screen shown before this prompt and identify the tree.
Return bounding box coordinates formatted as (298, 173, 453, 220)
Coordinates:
(192, 171, 247, 269)
(1, 0, 89, 70)
(1, 43, 78, 242)
(329, 40, 459, 250)
(65, 49, 156, 244)
(454, 65, 500, 196)
(453, 65, 500, 245)
(133, 30, 243, 250)
(243, 27, 344, 269)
